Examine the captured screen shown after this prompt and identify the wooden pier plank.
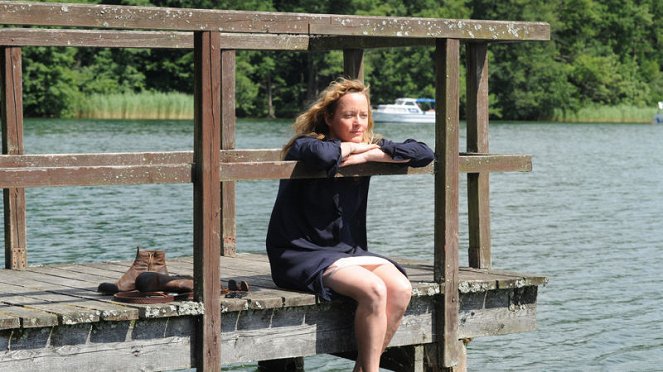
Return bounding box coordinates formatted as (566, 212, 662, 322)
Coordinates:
(180, 266, 317, 307)
(80, 256, 315, 311)
(25, 265, 194, 319)
(28, 264, 118, 284)
(0, 270, 139, 321)
(82, 260, 145, 277)
(0, 282, 100, 325)
(169, 257, 318, 308)
(0, 254, 543, 328)
(475, 268, 548, 289)
(0, 305, 56, 328)
(0, 2, 549, 41)
(0, 305, 22, 329)
(0, 254, 544, 371)
(0, 319, 194, 372)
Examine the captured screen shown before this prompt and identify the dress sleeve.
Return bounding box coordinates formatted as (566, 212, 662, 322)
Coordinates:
(286, 136, 342, 176)
(379, 138, 435, 167)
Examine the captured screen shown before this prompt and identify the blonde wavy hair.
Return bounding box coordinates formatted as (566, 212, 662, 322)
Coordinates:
(282, 78, 379, 158)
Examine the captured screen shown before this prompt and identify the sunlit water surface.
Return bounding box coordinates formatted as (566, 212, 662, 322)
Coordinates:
(2, 118, 662, 370)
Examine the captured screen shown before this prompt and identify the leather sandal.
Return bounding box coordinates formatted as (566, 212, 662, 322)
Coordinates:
(135, 272, 193, 293)
(227, 279, 250, 292)
(225, 279, 250, 298)
(113, 290, 175, 304)
(135, 272, 230, 300)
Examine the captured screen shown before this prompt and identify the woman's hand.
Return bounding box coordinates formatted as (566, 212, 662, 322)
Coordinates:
(340, 142, 379, 158)
(340, 146, 409, 167)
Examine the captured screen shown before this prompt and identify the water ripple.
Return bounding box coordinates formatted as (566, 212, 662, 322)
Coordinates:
(2, 120, 663, 370)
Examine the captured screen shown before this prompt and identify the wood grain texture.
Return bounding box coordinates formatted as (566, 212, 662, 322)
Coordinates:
(0, 253, 546, 327)
(1, 47, 26, 270)
(0, 28, 309, 50)
(192, 31, 222, 372)
(0, 2, 549, 41)
(0, 253, 544, 370)
(0, 151, 531, 186)
(434, 38, 462, 368)
(221, 49, 237, 256)
(312, 16, 550, 41)
(343, 48, 364, 81)
(466, 43, 491, 269)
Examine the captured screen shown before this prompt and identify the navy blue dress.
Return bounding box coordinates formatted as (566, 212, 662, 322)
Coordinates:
(266, 136, 435, 301)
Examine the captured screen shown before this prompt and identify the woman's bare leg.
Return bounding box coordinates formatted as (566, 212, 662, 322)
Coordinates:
(323, 266, 388, 372)
(323, 262, 413, 371)
(371, 264, 412, 350)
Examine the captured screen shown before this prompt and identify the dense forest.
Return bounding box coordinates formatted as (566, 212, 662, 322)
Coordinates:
(15, 0, 663, 120)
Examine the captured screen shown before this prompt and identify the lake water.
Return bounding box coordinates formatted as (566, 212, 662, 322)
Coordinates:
(2, 118, 663, 371)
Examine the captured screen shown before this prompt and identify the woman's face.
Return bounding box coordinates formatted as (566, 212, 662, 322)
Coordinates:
(326, 92, 369, 143)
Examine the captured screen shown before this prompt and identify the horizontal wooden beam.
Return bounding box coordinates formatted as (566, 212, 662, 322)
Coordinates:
(461, 153, 532, 173)
(0, 151, 193, 167)
(221, 149, 282, 162)
(313, 17, 550, 41)
(220, 161, 430, 181)
(310, 36, 433, 51)
(0, 164, 192, 188)
(0, 29, 309, 50)
(0, 150, 531, 169)
(0, 2, 549, 41)
(0, 2, 317, 34)
(0, 152, 530, 187)
(219, 154, 532, 181)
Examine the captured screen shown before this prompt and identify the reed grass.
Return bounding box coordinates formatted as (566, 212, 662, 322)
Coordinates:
(552, 104, 657, 124)
(76, 92, 659, 124)
(75, 92, 194, 120)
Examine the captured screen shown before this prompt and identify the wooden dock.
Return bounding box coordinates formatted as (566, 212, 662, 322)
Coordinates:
(0, 1, 551, 370)
(0, 253, 545, 371)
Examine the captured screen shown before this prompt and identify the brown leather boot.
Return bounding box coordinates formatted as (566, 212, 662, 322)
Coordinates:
(97, 247, 168, 295)
(135, 272, 193, 293)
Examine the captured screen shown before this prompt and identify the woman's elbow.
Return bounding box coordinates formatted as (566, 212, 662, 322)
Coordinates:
(409, 147, 435, 167)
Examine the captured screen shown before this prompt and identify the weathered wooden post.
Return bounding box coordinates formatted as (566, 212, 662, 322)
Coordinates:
(433, 38, 464, 370)
(221, 49, 237, 257)
(466, 43, 491, 269)
(343, 48, 364, 81)
(1, 46, 27, 270)
(193, 31, 223, 371)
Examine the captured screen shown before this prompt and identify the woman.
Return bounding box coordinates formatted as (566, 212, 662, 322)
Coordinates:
(266, 78, 434, 372)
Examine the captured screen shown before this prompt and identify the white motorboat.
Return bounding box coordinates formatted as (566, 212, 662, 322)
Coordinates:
(372, 98, 436, 124)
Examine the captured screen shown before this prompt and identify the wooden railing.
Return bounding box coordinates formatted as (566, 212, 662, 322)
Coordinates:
(0, 2, 549, 370)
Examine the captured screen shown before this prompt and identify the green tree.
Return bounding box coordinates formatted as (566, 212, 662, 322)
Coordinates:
(470, 0, 580, 119)
(76, 48, 146, 94)
(23, 47, 83, 117)
(16, 0, 663, 119)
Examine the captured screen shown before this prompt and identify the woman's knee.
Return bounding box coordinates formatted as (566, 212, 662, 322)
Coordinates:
(358, 278, 388, 310)
(387, 275, 412, 307)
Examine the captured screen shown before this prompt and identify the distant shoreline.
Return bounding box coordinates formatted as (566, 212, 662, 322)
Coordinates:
(67, 92, 659, 124)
